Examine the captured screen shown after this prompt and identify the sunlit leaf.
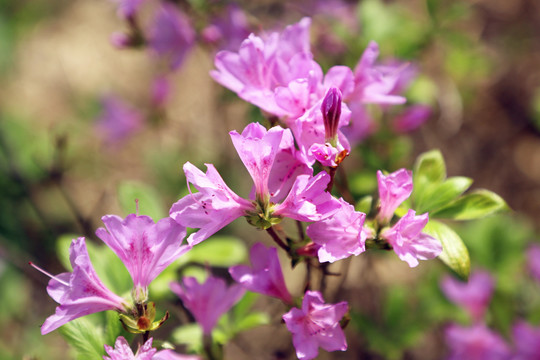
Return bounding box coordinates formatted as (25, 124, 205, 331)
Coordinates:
(416, 176, 473, 213)
(432, 190, 509, 220)
(59, 317, 105, 360)
(424, 220, 470, 280)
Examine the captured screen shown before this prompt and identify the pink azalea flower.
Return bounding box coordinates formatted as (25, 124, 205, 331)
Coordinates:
(170, 123, 337, 244)
(306, 198, 367, 263)
(308, 143, 340, 167)
(38, 238, 128, 335)
(440, 270, 494, 322)
(95, 95, 143, 144)
(104, 336, 156, 360)
(272, 171, 341, 222)
(283, 291, 348, 360)
(290, 98, 351, 166)
(340, 102, 376, 144)
(229, 123, 285, 201)
(211, 18, 324, 119)
(527, 244, 540, 282)
(351, 41, 408, 105)
(170, 276, 245, 335)
(392, 105, 431, 133)
(445, 323, 511, 360)
(148, 4, 195, 71)
(380, 210, 442, 267)
(376, 168, 413, 224)
(96, 214, 190, 303)
(229, 243, 292, 304)
(104, 337, 201, 360)
(512, 321, 540, 360)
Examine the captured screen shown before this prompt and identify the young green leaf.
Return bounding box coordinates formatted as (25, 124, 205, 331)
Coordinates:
(423, 220, 470, 280)
(415, 176, 473, 213)
(58, 317, 106, 360)
(431, 189, 509, 220)
(179, 236, 247, 267)
(413, 149, 446, 187)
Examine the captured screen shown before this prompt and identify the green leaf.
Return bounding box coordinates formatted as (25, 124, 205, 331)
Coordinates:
(59, 317, 106, 360)
(423, 220, 470, 280)
(104, 311, 126, 346)
(413, 149, 446, 188)
(117, 181, 166, 220)
(235, 312, 270, 333)
(171, 324, 203, 353)
(180, 236, 247, 267)
(416, 176, 473, 213)
(56, 234, 79, 271)
(233, 292, 259, 320)
(355, 195, 373, 215)
(431, 189, 509, 220)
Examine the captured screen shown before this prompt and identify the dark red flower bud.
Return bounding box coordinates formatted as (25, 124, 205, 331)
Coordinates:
(321, 87, 342, 145)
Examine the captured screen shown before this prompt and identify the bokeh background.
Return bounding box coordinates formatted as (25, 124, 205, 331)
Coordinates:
(1, 0, 540, 358)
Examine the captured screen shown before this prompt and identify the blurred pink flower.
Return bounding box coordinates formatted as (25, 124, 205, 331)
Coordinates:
(392, 105, 431, 133)
(95, 95, 143, 144)
(211, 18, 323, 118)
(96, 214, 190, 303)
(380, 210, 442, 267)
(104, 337, 202, 360)
(229, 243, 292, 304)
(376, 169, 413, 224)
(352, 41, 408, 105)
(104, 336, 156, 360)
(283, 291, 348, 360)
(170, 276, 245, 335)
(306, 198, 367, 263)
(445, 323, 511, 360)
(512, 321, 540, 360)
(201, 3, 250, 51)
(149, 4, 195, 71)
(38, 238, 128, 335)
(527, 243, 540, 282)
(440, 270, 494, 322)
(110, 0, 145, 19)
(151, 76, 170, 107)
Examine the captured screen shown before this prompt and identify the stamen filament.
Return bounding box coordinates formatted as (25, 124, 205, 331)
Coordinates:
(29, 262, 70, 287)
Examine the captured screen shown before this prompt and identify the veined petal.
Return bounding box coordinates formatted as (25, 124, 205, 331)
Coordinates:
(283, 291, 348, 360)
(229, 243, 292, 303)
(170, 276, 245, 335)
(170, 162, 253, 245)
(274, 172, 341, 222)
(41, 238, 127, 335)
(380, 210, 442, 267)
(307, 198, 366, 263)
(96, 214, 189, 291)
(229, 123, 284, 200)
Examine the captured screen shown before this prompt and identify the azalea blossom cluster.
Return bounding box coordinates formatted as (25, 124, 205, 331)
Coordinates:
(441, 270, 540, 359)
(35, 14, 444, 360)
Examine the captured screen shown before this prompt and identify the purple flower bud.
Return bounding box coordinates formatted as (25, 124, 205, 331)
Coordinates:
(321, 87, 342, 145)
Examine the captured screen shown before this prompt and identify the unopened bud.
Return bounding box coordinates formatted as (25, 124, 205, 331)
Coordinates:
(321, 87, 342, 146)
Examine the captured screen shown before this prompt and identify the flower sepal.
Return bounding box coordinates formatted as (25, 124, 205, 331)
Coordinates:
(244, 202, 282, 230)
(119, 302, 169, 334)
